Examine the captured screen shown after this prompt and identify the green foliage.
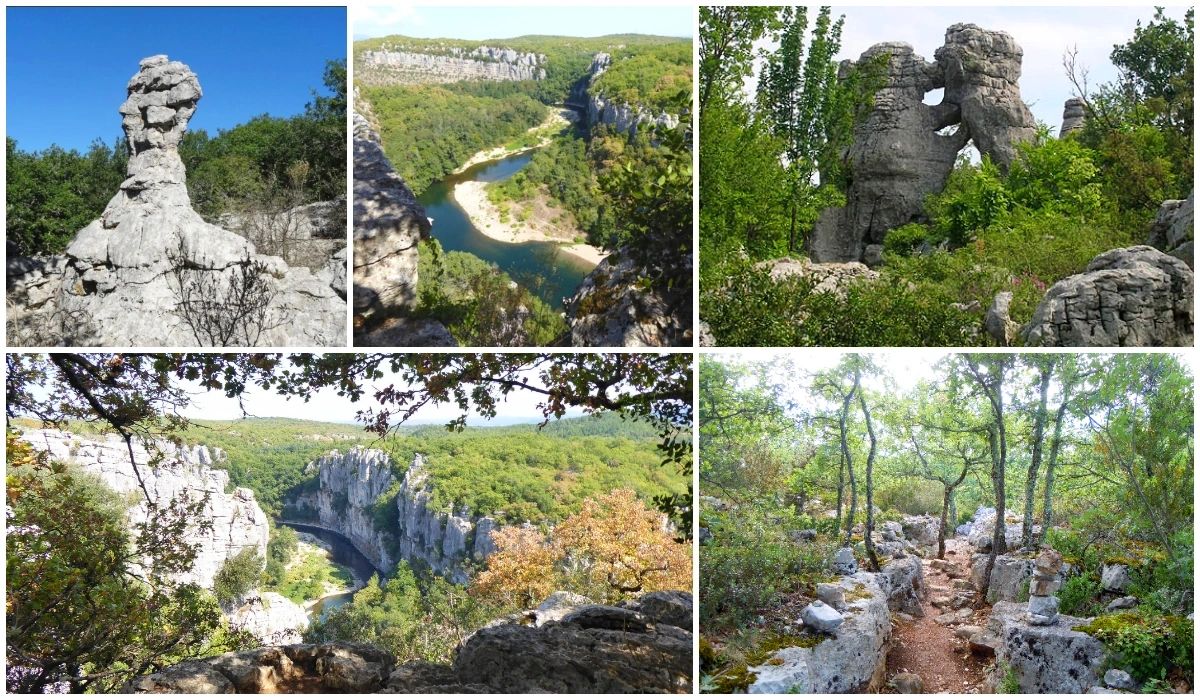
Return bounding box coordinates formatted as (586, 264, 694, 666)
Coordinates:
(592, 41, 692, 114)
(701, 260, 978, 347)
(1058, 574, 1104, 617)
(415, 240, 569, 346)
(700, 506, 836, 629)
(306, 563, 505, 665)
(1005, 134, 1104, 215)
(271, 544, 354, 605)
(1075, 612, 1193, 683)
(361, 83, 546, 194)
(5, 137, 126, 255)
(5, 434, 253, 692)
(884, 222, 935, 256)
(997, 663, 1021, 693)
(874, 479, 943, 516)
(925, 156, 1010, 247)
(213, 547, 265, 607)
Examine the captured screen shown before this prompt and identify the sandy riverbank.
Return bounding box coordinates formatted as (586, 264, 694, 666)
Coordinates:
(452, 108, 576, 174)
(293, 534, 366, 613)
(452, 179, 608, 267)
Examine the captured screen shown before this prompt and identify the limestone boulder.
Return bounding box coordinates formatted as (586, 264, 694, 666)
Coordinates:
(1060, 97, 1087, 137)
(1101, 564, 1132, 593)
(1023, 246, 1193, 347)
(747, 572, 891, 693)
(225, 592, 309, 645)
(800, 600, 844, 633)
(564, 247, 692, 347)
(1147, 191, 1194, 268)
(876, 554, 926, 616)
(970, 553, 1033, 603)
(987, 601, 1104, 693)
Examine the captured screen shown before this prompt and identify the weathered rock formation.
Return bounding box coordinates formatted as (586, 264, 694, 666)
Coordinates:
(1060, 97, 1087, 137)
(1022, 246, 1194, 346)
(1147, 191, 1194, 268)
(225, 592, 309, 646)
(970, 554, 1034, 603)
(19, 428, 268, 589)
(351, 112, 456, 346)
(564, 247, 692, 346)
(292, 448, 497, 582)
(810, 25, 1036, 263)
(31, 56, 345, 347)
(747, 572, 892, 693)
(359, 45, 546, 85)
(986, 601, 1104, 693)
(129, 591, 692, 693)
(219, 197, 348, 292)
(935, 24, 1037, 170)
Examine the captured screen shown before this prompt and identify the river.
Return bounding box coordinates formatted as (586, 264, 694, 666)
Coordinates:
(418, 144, 594, 310)
(277, 520, 383, 621)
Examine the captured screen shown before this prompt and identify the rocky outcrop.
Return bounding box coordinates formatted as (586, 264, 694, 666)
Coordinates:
(6, 252, 70, 345)
(41, 56, 344, 347)
(351, 112, 455, 346)
(564, 247, 691, 346)
(388, 591, 692, 693)
(1147, 191, 1194, 268)
(132, 592, 691, 694)
(986, 601, 1104, 693)
(310, 447, 398, 574)
(124, 643, 396, 693)
(299, 449, 498, 582)
(225, 592, 309, 645)
(966, 506, 1026, 552)
(877, 555, 926, 616)
(747, 572, 891, 693)
(758, 257, 880, 297)
(219, 197, 348, 283)
(1022, 246, 1194, 346)
(935, 24, 1037, 170)
(573, 51, 680, 137)
(1060, 97, 1087, 137)
(359, 46, 546, 85)
(19, 428, 267, 589)
(810, 25, 1036, 263)
(971, 554, 1034, 603)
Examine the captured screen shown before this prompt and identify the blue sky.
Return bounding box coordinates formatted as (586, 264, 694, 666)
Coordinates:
(7, 6, 346, 153)
(354, 5, 693, 41)
(751, 5, 1192, 139)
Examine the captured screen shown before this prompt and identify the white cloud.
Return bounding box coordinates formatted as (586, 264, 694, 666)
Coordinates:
(354, 4, 425, 38)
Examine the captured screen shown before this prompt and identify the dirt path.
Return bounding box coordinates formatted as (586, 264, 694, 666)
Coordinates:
(885, 537, 990, 693)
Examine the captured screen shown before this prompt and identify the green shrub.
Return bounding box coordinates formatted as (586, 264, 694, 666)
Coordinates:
(1006, 134, 1104, 216)
(997, 663, 1021, 693)
(1058, 574, 1104, 617)
(1075, 612, 1193, 683)
(884, 222, 937, 256)
(926, 156, 1010, 247)
(875, 479, 943, 516)
(213, 548, 265, 607)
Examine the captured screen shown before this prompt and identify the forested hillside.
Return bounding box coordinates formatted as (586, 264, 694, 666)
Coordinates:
(700, 353, 1193, 693)
(699, 7, 1193, 346)
(7, 60, 346, 257)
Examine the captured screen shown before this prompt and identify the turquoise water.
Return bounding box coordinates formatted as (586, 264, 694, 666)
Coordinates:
(417, 150, 594, 310)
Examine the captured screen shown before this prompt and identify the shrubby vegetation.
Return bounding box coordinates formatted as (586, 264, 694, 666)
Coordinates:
(5, 432, 255, 693)
(699, 353, 1193, 691)
(6, 60, 346, 257)
(699, 7, 1193, 346)
(213, 548, 265, 607)
(414, 240, 568, 346)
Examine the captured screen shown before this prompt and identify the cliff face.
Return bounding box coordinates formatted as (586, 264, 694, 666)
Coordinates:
(575, 52, 681, 137)
(359, 46, 546, 85)
(351, 111, 457, 347)
(301, 448, 497, 583)
(18, 428, 269, 589)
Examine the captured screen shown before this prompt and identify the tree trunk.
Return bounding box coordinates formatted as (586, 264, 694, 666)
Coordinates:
(835, 452, 845, 531)
(858, 380, 880, 571)
(982, 423, 1007, 597)
(1038, 401, 1068, 546)
(947, 490, 958, 538)
(839, 384, 858, 546)
(938, 487, 951, 559)
(1023, 364, 1052, 549)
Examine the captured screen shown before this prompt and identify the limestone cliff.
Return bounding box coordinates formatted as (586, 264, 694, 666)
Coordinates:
(574, 52, 681, 137)
(359, 44, 546, 86)
(297, 448, 497, 582)
(351, 111, 456, 346)
(18, 428, 268, 589)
